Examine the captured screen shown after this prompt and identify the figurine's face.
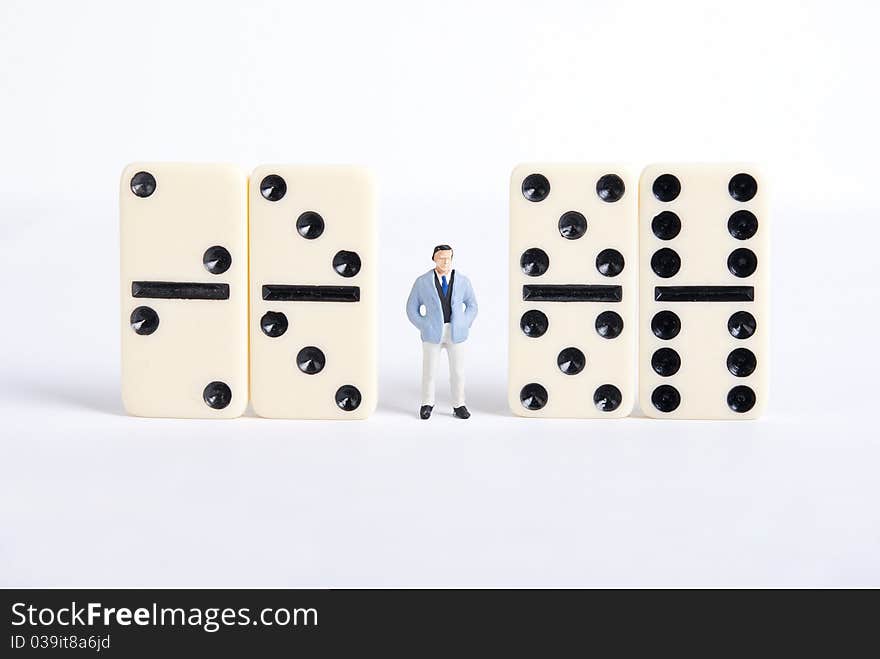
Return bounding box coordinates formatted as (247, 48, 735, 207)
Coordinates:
(433, 250, 453, 275)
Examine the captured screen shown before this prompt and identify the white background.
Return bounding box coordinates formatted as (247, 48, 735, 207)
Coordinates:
(1, 0, 878, 587)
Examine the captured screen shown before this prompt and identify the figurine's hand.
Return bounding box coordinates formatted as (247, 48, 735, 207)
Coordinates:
(405, 284, 425, 330)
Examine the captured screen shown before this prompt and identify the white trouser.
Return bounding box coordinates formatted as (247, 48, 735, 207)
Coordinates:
(422, 323, 465, 407)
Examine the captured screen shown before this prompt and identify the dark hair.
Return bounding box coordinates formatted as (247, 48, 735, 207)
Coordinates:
(432, 244, 453, 258)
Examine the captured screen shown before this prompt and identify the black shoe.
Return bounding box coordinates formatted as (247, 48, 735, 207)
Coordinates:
(420, 405, 433, 420)
(453, 406, 471, 419)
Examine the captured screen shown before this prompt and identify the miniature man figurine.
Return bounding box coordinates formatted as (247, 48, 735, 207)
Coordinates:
(406, 244, 478, 419)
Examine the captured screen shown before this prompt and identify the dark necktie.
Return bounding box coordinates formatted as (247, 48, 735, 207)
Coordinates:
(441, 275, 448, 296)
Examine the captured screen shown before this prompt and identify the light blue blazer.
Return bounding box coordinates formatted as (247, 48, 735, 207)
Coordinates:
(406, 270, 478, 344)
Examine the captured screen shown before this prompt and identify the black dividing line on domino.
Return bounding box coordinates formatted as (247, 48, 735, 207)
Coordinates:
(654, 286, 754, 302)
(262, 285, 361, 303)
(522, 284, 622, 303)
(132, 281, 230, 300)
